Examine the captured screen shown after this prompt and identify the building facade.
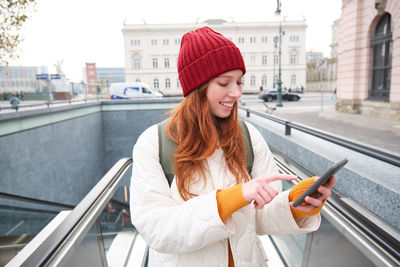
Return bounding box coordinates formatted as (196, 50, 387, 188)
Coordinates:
(0, 66, 41, 93)
(122, 19, 307, 95)
(336, 0, 399, 120)
(85, 63, 99, 94)
(306, 19, 339, 92)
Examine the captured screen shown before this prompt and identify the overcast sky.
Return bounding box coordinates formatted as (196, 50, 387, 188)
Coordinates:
(12, 0, 342, 82)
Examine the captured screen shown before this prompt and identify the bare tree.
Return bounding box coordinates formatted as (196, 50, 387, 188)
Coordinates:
(0, 0, 37, 66)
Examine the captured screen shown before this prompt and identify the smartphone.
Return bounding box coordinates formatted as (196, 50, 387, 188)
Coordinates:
(292, 158, 348, 207)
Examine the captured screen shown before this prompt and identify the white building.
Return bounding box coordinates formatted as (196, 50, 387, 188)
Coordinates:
(0, 66, 42, 93)
(122, 19, 307, 95)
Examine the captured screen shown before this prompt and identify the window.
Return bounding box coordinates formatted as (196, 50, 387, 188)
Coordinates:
(261, 36, 268, 43)
(250, 37, 256, 43)
(177, 79, 181, 88)
(133, 58, 141, 69)
(164, 58, 170, 68)
(290, 36, 299, 42)
(291, 74, 296, 85)
(154, 79, 159, 89)
(136, 79, 141, 82)
(370, 13, 392, 101)
(251, 56, 256, 65)
(151, 39, 157, 46)
(262, 75, 267, 86)
(131, 39, 141, 46)
(274, 55, 278, 65)
(163, 39, 169, 46)
(273, 36, 279, 48)
(165, 78, 170, 89)
(250, 76, 256, 87)
(175, 39, 181, 45)
(290, 55, 297, 64)
(238, 37, 244, 44)
(152, 58, 158, 69)
(262, 55, 267, 65)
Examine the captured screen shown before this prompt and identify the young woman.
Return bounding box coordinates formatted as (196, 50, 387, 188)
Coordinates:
(130, 26, 335, 267)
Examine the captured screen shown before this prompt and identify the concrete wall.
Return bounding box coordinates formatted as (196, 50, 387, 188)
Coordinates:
(0, 112, 106, 206)
(102, 109, 169, 172)
(0, 100, 179, 206)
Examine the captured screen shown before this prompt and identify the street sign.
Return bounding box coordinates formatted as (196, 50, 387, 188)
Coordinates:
(316, 58, 328, 70)
(36, 74, 49, 80)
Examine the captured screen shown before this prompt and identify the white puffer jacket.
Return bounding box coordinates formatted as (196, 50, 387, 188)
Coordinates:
(130, 122, 320, 267)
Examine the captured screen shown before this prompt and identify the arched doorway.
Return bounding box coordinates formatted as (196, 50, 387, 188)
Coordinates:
(369, 13, 392, 101)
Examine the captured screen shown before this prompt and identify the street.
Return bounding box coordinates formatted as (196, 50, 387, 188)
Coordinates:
(241, 92, 335, 114)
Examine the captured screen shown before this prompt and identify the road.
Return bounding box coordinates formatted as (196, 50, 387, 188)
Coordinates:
(241, 92, 335, 114)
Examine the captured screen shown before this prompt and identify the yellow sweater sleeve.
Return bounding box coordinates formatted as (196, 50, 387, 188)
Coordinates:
(289, 177, 327, 220)
(216, 184, 250, 224)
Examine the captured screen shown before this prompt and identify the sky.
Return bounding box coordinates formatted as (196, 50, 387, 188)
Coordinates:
(11, 0, 342, 82)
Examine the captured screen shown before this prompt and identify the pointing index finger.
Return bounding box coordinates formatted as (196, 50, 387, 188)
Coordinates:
(265, 174, 298, 183)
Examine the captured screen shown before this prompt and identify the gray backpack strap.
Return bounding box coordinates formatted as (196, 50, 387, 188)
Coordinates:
(158, 119, 176, 187)
(239, 120, 254, 175)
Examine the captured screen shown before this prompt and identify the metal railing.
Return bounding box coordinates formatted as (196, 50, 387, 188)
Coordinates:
(0, 97, 107, 112)
(271, 148, 400, 265)
(7, 158, 132, 267)
(240, 106, 400, 167)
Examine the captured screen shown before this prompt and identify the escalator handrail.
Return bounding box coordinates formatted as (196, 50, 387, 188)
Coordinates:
(15, 157, 132, 267)
(271, 147, 400, 264)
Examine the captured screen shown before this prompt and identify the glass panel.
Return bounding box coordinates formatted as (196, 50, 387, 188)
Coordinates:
(0, 196, 68, 265)
(271, 180, 307, 266)
(373, 45, 385, 67)
(372, 69, 384, 91)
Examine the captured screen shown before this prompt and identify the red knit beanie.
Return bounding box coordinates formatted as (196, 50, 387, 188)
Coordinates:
(178, 27, 246, 96)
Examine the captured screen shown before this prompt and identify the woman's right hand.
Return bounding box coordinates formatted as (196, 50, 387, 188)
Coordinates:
(242, 174, 297, 209)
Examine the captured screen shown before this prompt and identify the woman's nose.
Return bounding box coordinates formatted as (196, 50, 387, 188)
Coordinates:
(229, 85, 242, 98)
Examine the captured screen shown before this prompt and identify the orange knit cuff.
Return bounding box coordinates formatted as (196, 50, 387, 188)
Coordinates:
(289, 177, 328, 220)
(216, 184, 250, 224)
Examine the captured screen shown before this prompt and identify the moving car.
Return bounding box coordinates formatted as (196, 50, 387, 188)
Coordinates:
(109, 82, 163, 99)
(259, 89, 301, 102)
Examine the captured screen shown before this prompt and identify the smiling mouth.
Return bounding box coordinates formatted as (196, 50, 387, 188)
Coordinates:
(220, 102, 234, 108)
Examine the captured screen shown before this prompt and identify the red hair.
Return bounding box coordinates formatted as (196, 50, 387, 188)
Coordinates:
(167, 83, 250, 200)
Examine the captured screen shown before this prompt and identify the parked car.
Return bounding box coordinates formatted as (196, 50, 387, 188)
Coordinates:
(258, 89, 301, 102)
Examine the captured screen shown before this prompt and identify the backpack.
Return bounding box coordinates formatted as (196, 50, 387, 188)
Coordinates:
(158, 119, 254, 187)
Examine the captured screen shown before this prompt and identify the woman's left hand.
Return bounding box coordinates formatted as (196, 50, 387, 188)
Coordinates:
(290, 176, 336, 212)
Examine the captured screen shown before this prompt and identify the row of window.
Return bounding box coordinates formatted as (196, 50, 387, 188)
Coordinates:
(132, 54, 298, 69)
(0, 69, 37, 79)
(134, 74, 298, 90)
(0, 81, 37, 87)
(131, 38, 182, 47)
(130, 35, 301, 47)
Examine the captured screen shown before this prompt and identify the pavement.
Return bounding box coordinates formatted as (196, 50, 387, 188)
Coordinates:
(241, 93, 400, 155)
(1, 94, 400, 155)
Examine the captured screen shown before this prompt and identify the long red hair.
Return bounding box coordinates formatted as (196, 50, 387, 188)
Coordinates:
(167, 83, 250, 200)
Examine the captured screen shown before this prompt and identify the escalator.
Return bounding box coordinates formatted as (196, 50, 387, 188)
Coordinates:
(4, 156, 400, 266)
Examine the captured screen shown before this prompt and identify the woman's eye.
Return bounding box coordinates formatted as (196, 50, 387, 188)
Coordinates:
(218, 83, 228, 87)
(237, 82, 243, 86)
